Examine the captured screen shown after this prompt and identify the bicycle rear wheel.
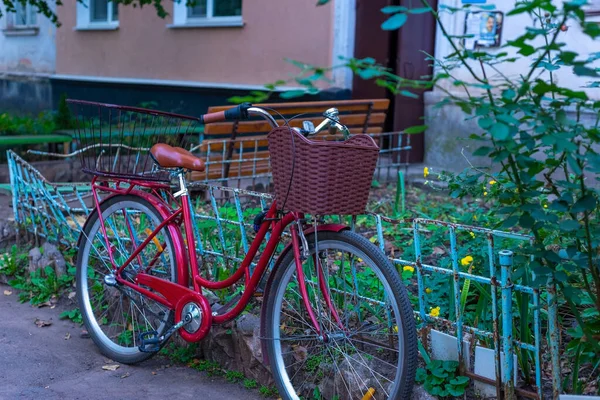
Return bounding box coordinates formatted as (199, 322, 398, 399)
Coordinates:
(264, 230, 417, 400)
(76, 194, 178, 364)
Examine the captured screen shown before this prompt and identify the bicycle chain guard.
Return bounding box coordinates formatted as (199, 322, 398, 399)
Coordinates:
(135, 273, 212, 343)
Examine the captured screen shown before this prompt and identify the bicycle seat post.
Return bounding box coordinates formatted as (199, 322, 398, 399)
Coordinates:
(173, 169, 188, 198)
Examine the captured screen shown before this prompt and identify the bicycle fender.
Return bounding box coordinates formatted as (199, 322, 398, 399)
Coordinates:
(259, 224, 348, 366)
(77, 191, 190, 288)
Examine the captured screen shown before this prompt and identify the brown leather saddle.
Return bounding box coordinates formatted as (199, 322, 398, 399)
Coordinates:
(150, 143, 205, 172)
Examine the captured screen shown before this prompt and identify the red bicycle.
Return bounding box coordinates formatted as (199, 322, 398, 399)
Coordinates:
(72, 101, 417, 400)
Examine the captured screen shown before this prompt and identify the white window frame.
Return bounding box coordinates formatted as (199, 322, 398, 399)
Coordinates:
(170, 0, 243, 28)
(3, 2, 39, 35)
(76, 0, 119, 31)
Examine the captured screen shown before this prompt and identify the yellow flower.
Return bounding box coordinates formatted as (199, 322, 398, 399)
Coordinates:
(469, 232, 475, 239)
(489, 180, 497, 185)
(425, 288, 433, 294)
(473, 215, 477, 221)
(424, 167, 429, 178)
(484, 191, 488, 196)
(403, 265, 415, 273)
(429, 306, 440, 317)
(369, 236, 377, 243)
(357, 258, 363, 263)
(461, 255, 473, 266)
(393, 325, 398, 333)
(543, 204, 548, 209)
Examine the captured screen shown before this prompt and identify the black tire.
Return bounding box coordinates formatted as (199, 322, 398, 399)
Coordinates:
(264, 230, 417, 400)
(76, 194, 178, 364)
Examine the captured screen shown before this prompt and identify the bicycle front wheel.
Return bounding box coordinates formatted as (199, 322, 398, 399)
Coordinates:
(265, 230, 417, 400)
(76, 194, 178, 364)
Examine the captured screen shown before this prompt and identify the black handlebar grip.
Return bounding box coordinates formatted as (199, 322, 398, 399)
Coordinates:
(224, 102, 252, 121)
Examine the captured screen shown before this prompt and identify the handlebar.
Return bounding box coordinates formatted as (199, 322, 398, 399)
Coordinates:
(198, 103, 349, 138)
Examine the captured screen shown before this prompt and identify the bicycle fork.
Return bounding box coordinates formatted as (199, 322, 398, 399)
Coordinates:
(290, 222, 344, 339)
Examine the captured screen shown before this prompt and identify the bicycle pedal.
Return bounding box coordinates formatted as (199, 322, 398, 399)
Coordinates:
(138, 330, 161, 353)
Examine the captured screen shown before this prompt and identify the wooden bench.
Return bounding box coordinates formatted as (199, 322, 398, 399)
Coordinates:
(190, 99, 390, 182)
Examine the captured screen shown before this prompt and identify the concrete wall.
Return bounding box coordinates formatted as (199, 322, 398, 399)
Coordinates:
(0, 6, 56, 74)
(423, 0, 600, 172)
(55, 0, 334, 86)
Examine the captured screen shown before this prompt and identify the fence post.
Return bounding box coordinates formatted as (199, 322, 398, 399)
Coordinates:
(547, 278, 562, 400)
(499, 250, 515, 400)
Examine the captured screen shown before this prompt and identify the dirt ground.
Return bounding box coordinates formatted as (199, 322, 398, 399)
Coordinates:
(0, 282, 263, 400)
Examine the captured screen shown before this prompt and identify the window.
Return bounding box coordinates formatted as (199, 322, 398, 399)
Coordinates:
(3, 2, 38, 35)
(76, 0, 119, 30)
(172, 0, 242, 28)
(14, 2, 37, 26)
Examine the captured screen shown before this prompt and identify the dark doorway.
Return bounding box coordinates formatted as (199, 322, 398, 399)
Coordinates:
(353, 0, 438, 163)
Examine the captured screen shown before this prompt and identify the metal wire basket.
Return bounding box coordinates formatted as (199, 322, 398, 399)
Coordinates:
(68, 99, 201, 182)
(268, 126, 379, 215)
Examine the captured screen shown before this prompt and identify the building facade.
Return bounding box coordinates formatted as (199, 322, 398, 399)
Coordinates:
(0, 2, 56, 113)
(423, 0, 600, 171)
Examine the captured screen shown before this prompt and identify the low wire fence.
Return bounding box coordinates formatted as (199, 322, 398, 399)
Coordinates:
(7, 148, 562, 399)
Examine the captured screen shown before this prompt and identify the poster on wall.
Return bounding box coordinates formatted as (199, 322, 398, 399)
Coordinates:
(463, 11, 504, 50)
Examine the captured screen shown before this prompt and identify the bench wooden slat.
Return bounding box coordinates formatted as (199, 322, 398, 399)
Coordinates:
(204, 113, 386, 136)
(206, 99, 390, 114)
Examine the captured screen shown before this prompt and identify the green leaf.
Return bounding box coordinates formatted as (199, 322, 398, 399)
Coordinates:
(574, 66, 599, 77)
(381, 5, 406, 14)
(473, 146, 493, 156)
(279, 90, 306, 99)
(407, 7, 431, 14)
(399, 90, 419, 99)
(478, 117, 494, 129)
(502, 88, 516, 100)
(559, 220, 580, 232)
(404, 125, 428, 134)
(571, 194, 597, 213)
(502, 215, 519, 228)
(447, 386, 465, 397)
(415, 367, 427, 383)
(450, 376, 470, 385)
(520, 213, 535, 229)
(381, 13, 408, 30)
(490, 122, 511, 140)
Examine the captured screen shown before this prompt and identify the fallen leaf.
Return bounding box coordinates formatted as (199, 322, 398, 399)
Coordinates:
(121, 372, 130, 379)
(64, 333, 71, 340)
(151, 371, 157, 375)
(102, 364, 120, 371)
(34, 318, 52, 327)
(80, 330, 90, 339)
(3, 290, 12, 296)
(37, 301, 53, 308)
(432, 246, 446, 255)
(68, 291, 76, 300)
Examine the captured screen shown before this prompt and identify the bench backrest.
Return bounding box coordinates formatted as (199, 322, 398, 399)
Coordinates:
(192, 99, 390, 182)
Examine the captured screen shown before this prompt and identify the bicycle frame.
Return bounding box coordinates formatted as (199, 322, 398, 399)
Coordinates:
(89, 174, 346, 338)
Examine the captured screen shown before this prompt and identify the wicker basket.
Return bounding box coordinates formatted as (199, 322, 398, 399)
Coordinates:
(69, 100, 201, 182)
(268, 126, 379, 215)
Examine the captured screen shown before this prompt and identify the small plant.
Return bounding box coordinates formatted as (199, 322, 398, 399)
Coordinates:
(415, 360, 469, 399)
(59, 307, 83, 324)
(54, 94, 75, 130)
(9, 264, 75, 305)
(243, 378, 258, 389)
(225, 370, 245, 383)
(258, 386, 279, 398)
(160, 342, 199, 364)
(189, 359, 224, 377)
(0, 245, 27, 276)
